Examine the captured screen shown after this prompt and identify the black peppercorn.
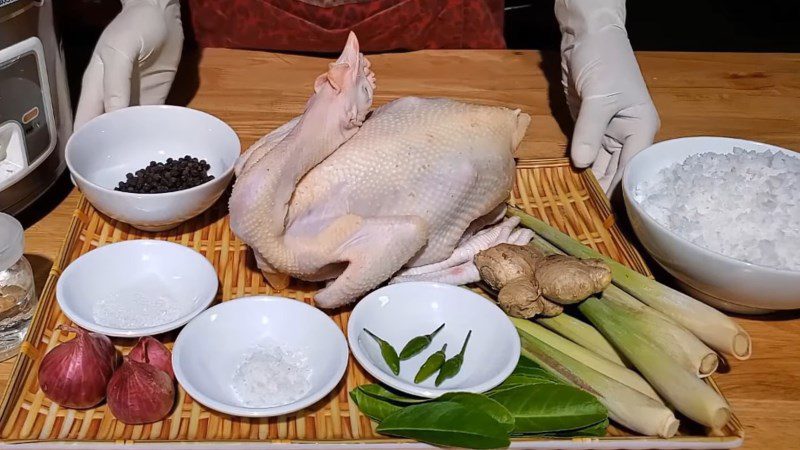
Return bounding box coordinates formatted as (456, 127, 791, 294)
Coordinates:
(114, 155, 215, 194)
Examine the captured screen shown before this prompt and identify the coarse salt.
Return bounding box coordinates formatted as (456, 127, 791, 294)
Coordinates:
(92, 283, 191, 329)
(232, 342, 311, 408)
(634, 147, 800, 271)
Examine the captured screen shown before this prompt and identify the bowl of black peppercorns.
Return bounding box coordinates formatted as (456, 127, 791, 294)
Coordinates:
(66, 106, 240, 231)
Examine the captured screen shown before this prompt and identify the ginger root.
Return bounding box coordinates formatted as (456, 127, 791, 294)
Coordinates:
(535, 254, 613, 304)
(476, 243, 540, 290)
(496, 279, 563, 318)
(475, 243, 611, 318)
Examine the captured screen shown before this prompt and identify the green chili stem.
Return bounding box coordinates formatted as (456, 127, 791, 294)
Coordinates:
(458, 330, 472, 355)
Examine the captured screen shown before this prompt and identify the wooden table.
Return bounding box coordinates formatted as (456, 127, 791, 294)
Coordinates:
(11, 49, 800, 449)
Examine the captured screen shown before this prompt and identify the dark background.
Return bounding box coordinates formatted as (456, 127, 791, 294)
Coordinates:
(61, 0, 800, 52)
(504, 0, 800, 52)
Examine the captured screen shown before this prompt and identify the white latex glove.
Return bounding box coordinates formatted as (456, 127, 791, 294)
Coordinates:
(555, 0, 660, 194)
(74, 0, 183, 130)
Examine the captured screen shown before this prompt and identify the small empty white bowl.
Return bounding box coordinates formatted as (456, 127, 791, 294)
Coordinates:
(622, 136, 800, 313)
(347, 282, 519, 398)
(66, 105, 240, 231)
(56, 240, 218, 337)
(172, 296, 349, 417)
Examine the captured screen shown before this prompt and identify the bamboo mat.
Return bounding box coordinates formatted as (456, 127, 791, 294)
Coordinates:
(0, 159, 743, 446)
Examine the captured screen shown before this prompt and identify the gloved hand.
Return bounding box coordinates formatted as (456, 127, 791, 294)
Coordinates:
(74, 0, 183, 130)
(555, 0, 659, 194)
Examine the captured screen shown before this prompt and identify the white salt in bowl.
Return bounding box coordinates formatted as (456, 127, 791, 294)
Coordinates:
(66, 105, 240, 232)
(56, 240, 218, 337)
(347, 282, 520, 398)
(172, 296, 349, 417)
(622, 136, 800, 313)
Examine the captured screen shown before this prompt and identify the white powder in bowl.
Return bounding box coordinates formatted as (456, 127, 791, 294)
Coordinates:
(92, 283, 193, 329)
(634, 148, 800, 271)
(231, 342, 311, 408)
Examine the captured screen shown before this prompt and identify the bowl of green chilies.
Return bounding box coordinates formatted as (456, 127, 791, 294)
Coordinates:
(347, 282, 520, 398)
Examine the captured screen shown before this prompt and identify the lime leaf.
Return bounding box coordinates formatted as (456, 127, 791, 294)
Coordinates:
(490, 374, 559, 393)
(489, 384, 607, 434)
(512, 357, 562, 383)
(558, 418, 609, 437)
(377, 401, 510, 449)
(437, 392, 515, 433)
(350, 388, 402, 422)
(358, 384, 428, 405)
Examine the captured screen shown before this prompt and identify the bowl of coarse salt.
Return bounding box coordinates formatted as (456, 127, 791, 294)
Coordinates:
(56, 240, 218, 337)
(172, 296, 349, 417)
(622, 136, 800, 314)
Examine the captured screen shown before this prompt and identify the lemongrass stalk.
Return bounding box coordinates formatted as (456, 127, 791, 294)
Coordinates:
(512, 317, 662, 403)
(579, 297, 731, 429)
(519, 334, 679, 438)
(526, 234, 718, 377)
(536, 313, 628, 367)
(602, 286, 719, 377)
(508, 206, 751, 360)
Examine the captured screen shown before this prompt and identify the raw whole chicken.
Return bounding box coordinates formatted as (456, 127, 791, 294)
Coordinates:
(230, 33, 533, 308)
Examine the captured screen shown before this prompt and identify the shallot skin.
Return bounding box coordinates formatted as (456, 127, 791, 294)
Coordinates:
(128, 336, 174, 380)
(107, 358, 175, 424)
(38, 325, 117, 409)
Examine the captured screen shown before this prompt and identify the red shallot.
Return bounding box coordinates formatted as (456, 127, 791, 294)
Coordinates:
(38, 324, 117, 409)
(128, 336, 174, 380)
(107, 357, 175, 424)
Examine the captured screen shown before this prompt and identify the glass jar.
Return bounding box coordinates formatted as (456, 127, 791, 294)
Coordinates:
(0, 213, 37, 361)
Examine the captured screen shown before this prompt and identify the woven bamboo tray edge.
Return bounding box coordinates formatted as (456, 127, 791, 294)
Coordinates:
(0, 204, 84, 431)
(575, 158, 654, 279)
(0, 159, 744, 446)
(0, 435, 744, 446)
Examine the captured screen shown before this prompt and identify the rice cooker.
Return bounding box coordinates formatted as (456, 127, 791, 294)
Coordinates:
(0, 0, 71, 215)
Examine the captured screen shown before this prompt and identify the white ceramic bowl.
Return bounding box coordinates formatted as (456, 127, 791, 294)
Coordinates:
(347, 282, 520, 398)
(56, 240, 218, 337)
(622, 136, 800, 314)
(172, 296, 349, 417)
(66, 105, 240, 231)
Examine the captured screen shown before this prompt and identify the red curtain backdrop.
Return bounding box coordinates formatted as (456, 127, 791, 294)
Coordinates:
(185, 0, 506, 52)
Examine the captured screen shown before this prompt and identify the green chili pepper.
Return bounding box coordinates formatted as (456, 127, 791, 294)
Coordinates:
(364, 329, 400, 375)
(399, 323, 445, 360)
(414, 343, 448, 383)
(435, 330, 472, 386)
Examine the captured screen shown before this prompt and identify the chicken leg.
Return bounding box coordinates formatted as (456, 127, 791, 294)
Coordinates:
(313, 215, 428, 308)
(390, 216, 533, 285)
